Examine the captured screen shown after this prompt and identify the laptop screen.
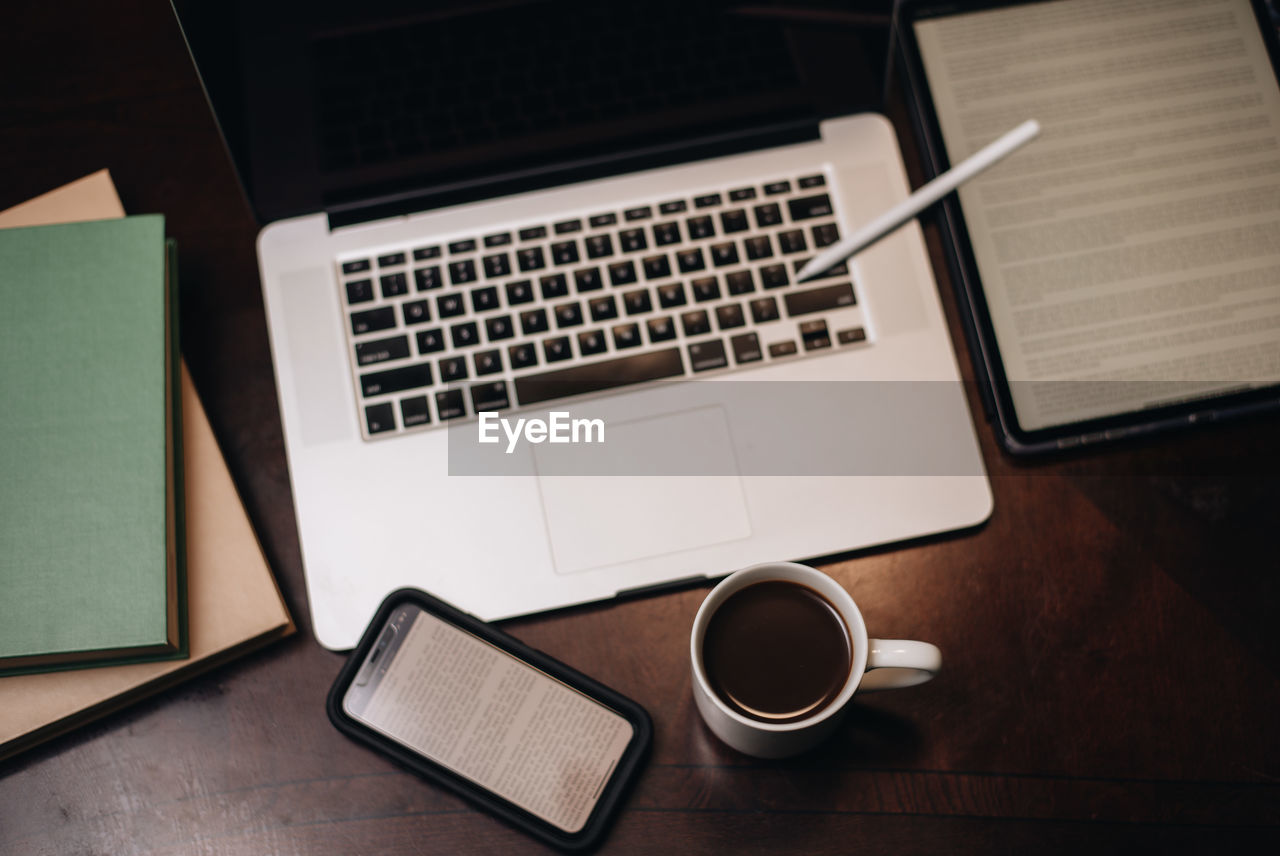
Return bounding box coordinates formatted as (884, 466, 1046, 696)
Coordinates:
(173, 0, 866, 227)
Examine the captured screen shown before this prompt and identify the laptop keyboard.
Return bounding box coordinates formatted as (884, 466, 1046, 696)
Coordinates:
(337, 172, 869, 438)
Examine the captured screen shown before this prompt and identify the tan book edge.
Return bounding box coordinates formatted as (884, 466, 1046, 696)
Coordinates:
(0, 170, 294, 762)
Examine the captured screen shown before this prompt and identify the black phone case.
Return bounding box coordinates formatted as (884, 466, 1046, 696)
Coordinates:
(326, 588, 652, 852)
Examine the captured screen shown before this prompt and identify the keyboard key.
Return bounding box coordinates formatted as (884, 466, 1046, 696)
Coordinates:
(517, 246, 546, 271)
(435, 389, 466, 420)
(659, 200, 688, 215)
(470, 381, 511, 412)
(589, 213, 617, 228)
(543, 336, 573, 363)
(400, 396, 431, 427)
(483, 253, 512, 278)
(484, 232, 512, 247)
(686, 215, 715, 239)
(577, 329, 607, 356)
(688, 339, 728, 372)
(642, 254, 672, 280)
(413, 246, 442, 261)
(694, 193, 722, 208)
(416, 328, 445, 354)
(623, 289, 653, 315)
(485, 315, 515, 340)
(760, 263, 790, 289)
(715, 304, 745, 330)
(519, 225, 547, 241)
(676, 247, 706, 273)
(725, 270, 755, 295)
(749, 296, 780, 324)
(585, 234, 614, 259)
(812, 222, 841, 248)
(474, 349, 503, 375)
(555, 302, 584, 328)
(515, 348, 684, 406)
(588, 295, 619, 322)
(691, 276, 721, 302)
(653, 221, 682, 245)
(647, 315, 676, 342)
(345, 279, 374, 304)
(449, 259, 477, 285)
(618, 228, 647, 253)
(657, 282, 687, 308)
(608, 260, 638, 286)
(451, 321, 480, 348)
(800, 319, 832, 350)
(471, 286, 500, 313)
(508, 342, 538, 369)
(356, 335, 411, 366)
(682, 309, 711, 337)
(624, 205, 653, 221)
(838, 327, 867, 345)
(729, 187, 757, 201)
(744, 235, 773, 260)
(798, 174, 826, 188)
(764, 180, 792, 196)
(550, 240, 580, 265)
(449, 238, 477, 254)
(710, 242, 739, 267)
(754, 202, 783, 227)
(769, 340, 799, 358)
(731, 332, 763, 364)
(505, 279, 535, 305)
(540, 273, 570, 300)
(554, 218, 583, 234)
(778, 229, 807, 254)
(415, 265, 443, 290)
(377, 252, 406, 267)
(351, 306, 396, 334)
(342, 259, 371, 275)
(437, 293, 466, 318)
(365, 402, 395, 434)
(439, 356, 468, 382)
(520, 308, 549, 335)
(380, 272, 409, 298)
(788, 194, 834, 221)
(403, 299, 431, 325)
(612, 323, 641, 349)
(791, 258, 848, 279)
(361, 363, 433, 396)
(574, 267, 604, 292)
(785, 283, 856, 316)
(720, 209, 749, 234)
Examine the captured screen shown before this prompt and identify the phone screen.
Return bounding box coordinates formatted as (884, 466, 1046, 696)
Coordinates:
(342, 603, 635, 834)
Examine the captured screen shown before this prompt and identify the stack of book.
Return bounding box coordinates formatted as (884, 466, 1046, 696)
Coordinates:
(0, 171, 293, 761)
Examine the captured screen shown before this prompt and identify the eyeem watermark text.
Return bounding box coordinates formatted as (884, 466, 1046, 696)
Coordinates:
(477, 411, 605, 454)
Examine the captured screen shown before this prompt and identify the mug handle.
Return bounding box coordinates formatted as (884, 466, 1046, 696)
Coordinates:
(858, 639, 941, 691)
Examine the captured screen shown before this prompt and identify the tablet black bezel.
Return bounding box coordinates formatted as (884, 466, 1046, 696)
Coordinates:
(894, 0, 1280, 454)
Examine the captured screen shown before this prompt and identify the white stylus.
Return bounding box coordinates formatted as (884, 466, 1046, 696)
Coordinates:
(795, 119, 1041, 283)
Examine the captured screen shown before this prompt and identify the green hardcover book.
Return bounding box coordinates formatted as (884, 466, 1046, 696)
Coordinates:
(0, 215, 186, 676)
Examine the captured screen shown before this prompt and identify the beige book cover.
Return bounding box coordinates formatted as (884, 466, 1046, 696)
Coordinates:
(0, 170, 294, 761)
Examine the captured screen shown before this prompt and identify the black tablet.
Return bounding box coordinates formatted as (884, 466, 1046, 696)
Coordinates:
(894, 0, 1280, 453)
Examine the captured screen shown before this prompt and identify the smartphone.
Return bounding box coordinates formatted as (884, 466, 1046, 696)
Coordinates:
(326, 588, 651, 851)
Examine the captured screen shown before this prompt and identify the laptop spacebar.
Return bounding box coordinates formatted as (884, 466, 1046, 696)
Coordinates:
(514, 348, 685, 407)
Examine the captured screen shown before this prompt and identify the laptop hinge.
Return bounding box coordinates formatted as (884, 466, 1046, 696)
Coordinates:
(324, 117, 821, 231)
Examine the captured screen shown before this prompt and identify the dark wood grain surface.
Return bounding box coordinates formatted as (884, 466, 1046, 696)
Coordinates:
(2, 2, 1277, 853)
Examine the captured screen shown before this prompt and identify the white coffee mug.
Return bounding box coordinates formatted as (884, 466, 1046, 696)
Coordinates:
(690, 562, 941, 758)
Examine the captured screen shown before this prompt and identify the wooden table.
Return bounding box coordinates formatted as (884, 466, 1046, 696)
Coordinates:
(3, 2, 1277, 852)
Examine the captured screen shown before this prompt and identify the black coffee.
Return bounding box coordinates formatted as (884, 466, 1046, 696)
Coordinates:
(702, 580, 852, 724)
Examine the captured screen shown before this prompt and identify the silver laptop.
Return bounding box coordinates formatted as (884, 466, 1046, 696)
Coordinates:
(176, 0, 992, 650)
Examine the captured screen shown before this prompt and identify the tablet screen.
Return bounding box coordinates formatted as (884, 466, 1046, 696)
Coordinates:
(911, 0, 1280, 437)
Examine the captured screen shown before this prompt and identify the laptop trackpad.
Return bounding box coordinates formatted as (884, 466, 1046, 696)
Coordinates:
(534, 406, 752, 575)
